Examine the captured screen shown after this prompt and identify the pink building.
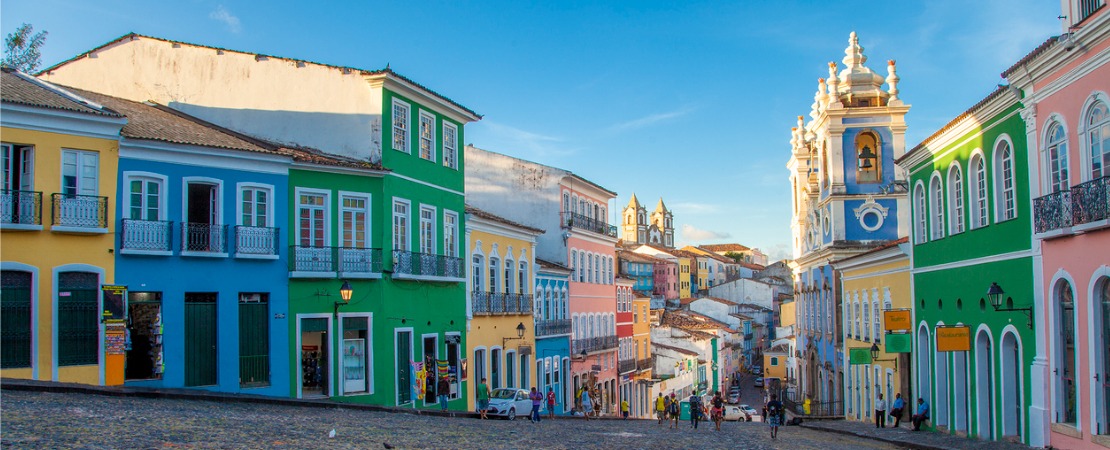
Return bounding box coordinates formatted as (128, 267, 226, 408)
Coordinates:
(1007, 3, 1110, 447)
(653, 257, 680, 302)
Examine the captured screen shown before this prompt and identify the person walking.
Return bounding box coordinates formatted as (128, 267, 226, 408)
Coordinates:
(529, 387, 543, 423)
(546, 387, 557, 420)
(911, 398, 930, 431)
(711, 391, 725, 431)
(766, 394, 783, 440)
(477, 378, 491, 420)
(890, 393, 905, 427)
(580, 388, 593, 420)
(669, 393, 680, 429)
(620, 399, 630, 419)
(689, 393, 702, 429)
(655, 393, 667, 425)
(874, 392, 887, 428)
(437, 376, 451, 411)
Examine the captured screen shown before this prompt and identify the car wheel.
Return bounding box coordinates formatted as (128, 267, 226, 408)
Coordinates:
(508, 408, 516, 421)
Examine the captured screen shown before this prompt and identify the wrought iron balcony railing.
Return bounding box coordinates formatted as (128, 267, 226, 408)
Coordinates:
(573, 335, 618, 354)
(561, 212, 617, 238)
(181, 223, 227, 253)
(235, 226, 279, 256)
(289, 246, 382, 276)
(619, 358, 637, 374)
(1071, 176, 1109, 226)
(535, 318, 572, 336)
(120, 219, 172, 252)
(51, 193, 107, 229)
(636, 356, 656, 372)
(1, 190, 41, 226)
(471, 291, 533, 315)
(392, 250, 463, 279)
(1034, 190, 1073, 233)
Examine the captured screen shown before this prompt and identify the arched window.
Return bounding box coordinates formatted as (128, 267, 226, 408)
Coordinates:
(862, 290, 871, 340)
(854, 294, 862, 338)
(489, 257, 500, 294)
(872, 289, 881, 341)
(914, 184, 927, 243)
(504, 257, 514, 294)
(1054, 279, 1077, 424)
(930, 175, 945, 240)
(856, 131, 881, 183)
(1094, 276, 1110, 434)
(1085, 101, 1110, 179)
(563, 192, 570, 214)
(948, 164, 965, 234)
(969, 155, 988, 229)
(519, 261, 528, 295)
(995, 140, 1017, 221)
(1046, 122, 1069, 193)
(472, 254, 484, 291)
(587, 254, 594, 283)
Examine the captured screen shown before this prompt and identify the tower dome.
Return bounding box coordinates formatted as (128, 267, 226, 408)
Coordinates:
(836, 32, 888, 107)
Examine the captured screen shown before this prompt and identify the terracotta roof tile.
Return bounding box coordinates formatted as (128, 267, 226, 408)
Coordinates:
(1, 68, 122, 117)
(652, 343, 700, 357)
(699, 243, 750, 252)
(536, 258, 571, 272)
(465, 205, 545, 234)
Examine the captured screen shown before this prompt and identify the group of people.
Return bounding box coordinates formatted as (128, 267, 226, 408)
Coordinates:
(473, 377, 558, 423)
(651, 390, 786, 439)
(871, 393, 931, 431)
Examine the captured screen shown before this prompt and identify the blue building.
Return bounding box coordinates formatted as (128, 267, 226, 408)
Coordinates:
(534, 258, 571, 413)
(617, 250, 655, 294)
(785, 32, 909, 407)
(83, 90, 293, 396)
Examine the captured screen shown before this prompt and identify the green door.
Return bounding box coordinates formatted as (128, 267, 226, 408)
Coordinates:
(239, 295, 269, 387)
(185, 293, 217, 386)
(397, 330, 411, 405)
(1, 271, 33, 368)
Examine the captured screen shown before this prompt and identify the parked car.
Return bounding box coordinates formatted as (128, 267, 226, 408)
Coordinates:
(727, 389, 741, 404)
(751, 366, 762, 375)
(723, 405, 748, 421)
(485, 388, 531, 420)
(754, 377, 764, 387)
(739, 404, 759, 420)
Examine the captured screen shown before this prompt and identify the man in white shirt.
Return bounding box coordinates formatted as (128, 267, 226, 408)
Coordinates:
(875, 393, 887, 428)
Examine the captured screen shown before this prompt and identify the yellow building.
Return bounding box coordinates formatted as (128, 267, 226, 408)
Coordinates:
(763, 344, 789, 383)
(832, 238, 911, 424)
(1, 68, 125, 385)
(627, 290, 654, 417)
(464, 206, 542, 415)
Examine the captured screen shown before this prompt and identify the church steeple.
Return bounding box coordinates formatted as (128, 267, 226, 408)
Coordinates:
(628, 193, 641, 209)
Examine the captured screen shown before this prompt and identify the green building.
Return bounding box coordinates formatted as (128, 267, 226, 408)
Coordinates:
(897, 88, 1036, 443)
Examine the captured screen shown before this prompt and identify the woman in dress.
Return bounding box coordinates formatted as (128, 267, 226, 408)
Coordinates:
(580, 388, 593, 420)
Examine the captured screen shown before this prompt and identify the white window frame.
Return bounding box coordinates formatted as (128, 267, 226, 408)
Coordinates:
(913, 182, 927, 243)
(123, 171, 168, 221)
(337, 312, 374, 396)
(392, 198, 411, 251)
(419, 205, 436, 255)
(237, 182, 274, 228)
(969, 152, 988, 230)
(392, 98, 411, 154)
(295, 187, 331, 247)
(1082, 98, 1110, 181)
(60, 149, 99, 196)
(339, 192, 372, 249)
(2, 143, 35, 192)
(418, 110, 436, 161)
(442, 122, 458, 169)
(929, 174, 945, 240)
(443, 210, 459, 257)
(1045, 121, 1070, 193)
(994, 136, 1017, 222)
(947, 164, 964, 235)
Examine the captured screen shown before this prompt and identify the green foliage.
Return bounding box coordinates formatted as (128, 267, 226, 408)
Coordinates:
(723, 251, 747, 263)
(3, 23, 48, 73)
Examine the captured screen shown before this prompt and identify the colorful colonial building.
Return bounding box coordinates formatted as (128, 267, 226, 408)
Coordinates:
(534, 258, 572, 414)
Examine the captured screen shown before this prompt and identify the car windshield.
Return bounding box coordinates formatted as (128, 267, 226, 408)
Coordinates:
(491, 389, 519, 399)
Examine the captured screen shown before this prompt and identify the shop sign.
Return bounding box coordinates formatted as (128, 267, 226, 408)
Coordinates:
(936, 326, 971, 352)
(885, 333, 912, 353)
(883, 309, 911, 332)
(848, 347, 872, 365)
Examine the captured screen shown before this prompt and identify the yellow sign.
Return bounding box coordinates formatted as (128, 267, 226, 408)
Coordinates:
(936, 326, 970, 352)
(884, 310, 912, 332)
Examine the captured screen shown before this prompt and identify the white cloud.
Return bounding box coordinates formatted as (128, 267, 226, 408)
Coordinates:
(606, 106, 695, 133)
(209, 5, 242, 34)
(477, 120, 576, 159)
(681, 224, 731, 241)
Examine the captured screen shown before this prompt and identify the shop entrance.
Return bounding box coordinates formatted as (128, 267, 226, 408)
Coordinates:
(125, 292, 163, 380)
(300, 317, 328, 397)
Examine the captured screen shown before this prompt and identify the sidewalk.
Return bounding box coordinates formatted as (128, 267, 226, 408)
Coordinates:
(798, 418, 1033, 450)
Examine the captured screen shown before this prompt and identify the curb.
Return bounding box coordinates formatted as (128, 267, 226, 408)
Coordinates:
(797, 422, 958, 450)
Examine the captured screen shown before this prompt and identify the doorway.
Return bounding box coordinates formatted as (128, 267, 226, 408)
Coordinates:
(300, 317, 329, 397)
(184, 292, 217, 387)
(185, 182, 220, 251)
(125, 292, 163, 380)
(423, 335, 439, 405)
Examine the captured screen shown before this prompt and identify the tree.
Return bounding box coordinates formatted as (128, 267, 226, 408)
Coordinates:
(3, 23, 48, 73)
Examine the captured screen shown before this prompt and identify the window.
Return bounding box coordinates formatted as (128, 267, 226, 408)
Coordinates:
(970, 155, 988, 229)
(491, 348, 501, 389)
(1085, 101, 1110, 179)
(1047, 123, 1070, 193)
(1, 143, 34, 192)
(419, 206, 435, 255)
(419, 111, 435, 161)
(1, 270, 33, 368)
(127, 176, 163, 221)
(443, 122, 458, 169)
(948, 165, 964, 234)
(914, 184, 926, 243)
(341, 195, 370, 248)
(392, 200, 410, 251)
(298, 192, 328, 247)
(995, 140, 1017, 221)
(57, 271, 99, 366)
(519, 261, 527, 295)
(587, 254, 593, 283)
(443, 211, 458, 257)
(61, 149, 98, 196)
(396, 330, 412, 404)
(1055, 280, 1077, 424)
(472, 255, 483, 291)
(562, 193, 570, 215)
(930, 175, 944, 239)
(507, 351, 516, 388)
(392, 99, 410, 153)
(240, 186, 270, 227)
(856, 131, 880, 183)
(489, 257, 500, 293)
(504, 257, 513, 293)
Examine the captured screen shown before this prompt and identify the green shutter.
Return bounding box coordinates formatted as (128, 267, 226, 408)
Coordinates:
(57, 272, 99, 366)
(239, 297, 269, 387)
(1, 271, 33, 368)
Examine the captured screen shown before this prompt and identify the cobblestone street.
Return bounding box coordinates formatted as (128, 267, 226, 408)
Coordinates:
(1, 390, 900, 449)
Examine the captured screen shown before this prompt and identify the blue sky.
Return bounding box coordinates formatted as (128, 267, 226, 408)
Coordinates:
(2, 0, 1060, 261)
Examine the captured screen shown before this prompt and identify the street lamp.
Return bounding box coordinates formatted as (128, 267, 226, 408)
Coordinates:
(985, 282, 1033, 329)
(320, 280, 354, 315)
(869, 342, 898, 370)
(502, 322, 526, 347)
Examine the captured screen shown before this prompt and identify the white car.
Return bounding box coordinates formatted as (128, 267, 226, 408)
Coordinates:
(739, 404, 759, 420)
(485, 388, 531, 420)
(754, 377, 764, 387)
(724, 405, 756, 421)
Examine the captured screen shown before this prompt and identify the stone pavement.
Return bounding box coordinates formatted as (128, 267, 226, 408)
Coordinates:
(799, 418, 1033, 450)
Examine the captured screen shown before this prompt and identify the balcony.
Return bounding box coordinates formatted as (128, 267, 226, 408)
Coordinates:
(1, 190, 42, 230)
(392, 250, 464, 282)
(636, 356, 656, 372)
(289, 246, 382, 278)
(50, 193, 107, 233)
(234, 226, 279, 259)
(535, 318, 572, 337)
(180, 223, 227, 256)
(472, 291, 533, 315)
(120, 219, 172, 254)
(1035, 176, 1110, 236)
(561, 212, 617, 238)
(572, 335, 618, 354)
(619, 358, 637, 374)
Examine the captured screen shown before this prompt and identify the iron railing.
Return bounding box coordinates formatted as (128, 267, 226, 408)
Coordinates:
(1071, 176, 1109, 226)
(472, 291, 533, 314)
(636, 356, 656, 372)
(288, 246, 382, 275)
(120, 219, 172, 252)
(573, 335, 618, 354)
(1034, 190, 1073, 233)
(619, 358, 637, 374)
(535, 318, 572, 336)
(51, 193, 107, 228)
(181, 223, 227, 253)
(561, 212, 618, 238)
(782, 391, 844, 416)
(392, 250, 463, 278)
(235, 226, 279, 256)
(1, 190, 41, 226)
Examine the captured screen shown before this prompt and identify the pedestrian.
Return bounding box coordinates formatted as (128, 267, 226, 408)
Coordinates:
(529, 387, 543, 423)
(766, 394, 783, 440)
(580, 388, 593, 421)
(437, 376, 451, 411)
(546, 387, 557, 420)
(874, 392, 887, 428)
(477, 377, 490, 420)
(711, 391, 725, 431)
(888, 391, 905, 426)
(621, 398, 630, 419)
(911, 398, 930, 431)
(669, 393, 680, 429)
(689, 393, 702, 429)
(656, 393, 667, 425)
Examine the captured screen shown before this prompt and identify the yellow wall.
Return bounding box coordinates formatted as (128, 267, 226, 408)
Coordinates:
(763, 352, 788, 380)
(678, 257, 692, 298)
(1, 127, 119, 384)
(780, 301, 796, 327)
